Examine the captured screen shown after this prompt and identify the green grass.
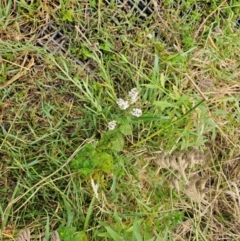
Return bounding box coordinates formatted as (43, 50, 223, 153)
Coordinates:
(1, 0, 240, 240)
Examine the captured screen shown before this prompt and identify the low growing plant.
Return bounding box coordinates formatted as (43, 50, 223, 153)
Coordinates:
(70, 88, 143, 176)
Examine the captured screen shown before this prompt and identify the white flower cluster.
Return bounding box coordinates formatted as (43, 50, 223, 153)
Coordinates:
(128, 88, 139, 104)
(131, 108, 142, 117)
(107, 88, 142, 130)
(116, 88, 140, 110)
(107, 120, 117, 130)
(116, 98, 129, 110)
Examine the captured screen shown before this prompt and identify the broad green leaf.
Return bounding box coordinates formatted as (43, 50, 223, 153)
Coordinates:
(99, 152, 113, 173)
(111, 133, 124, 152)
(79, 168, 93, 175)
(73, 231, 88, 241)
(120, 122, 132, 135)
(58, 226, 76, 241)
(97, 130, 117, 150)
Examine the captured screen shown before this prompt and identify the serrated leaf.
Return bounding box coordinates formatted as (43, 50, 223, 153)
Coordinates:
(79, 168, 94, 175)
(97, 130, 117, 150)
(98, 152, 113, 173)
(73, 231, 88, 241)
(58, 226, 76, 241)
(70, 144, 96, 170)
(120, 122, 132, 135)
(111, 133, 124, 152)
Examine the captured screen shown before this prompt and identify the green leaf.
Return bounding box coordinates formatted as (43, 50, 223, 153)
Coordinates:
(100, 42, 113, 51)
(62, 9, 74, 22)
(133, 219, 143, 241)
(58, 227, 88, 241)
(73, 231, 88, 241)
(89, 0, 97, 8)
(111, 133, 124, 152)
(79, 168, 93, 175)
(58, 226, 76, 241)
(71, 144, 96, 170)
(160, 73, 166, 88)
(120, 122, 132, 135)
(105, 227, 123, 241)
(83, 160, 90, 168)
(70, 143, 113, 175)
(63, 197, 74, 227)
(153, 101, 176, 111)
(97, 131, 116, 150)
(98, 152, 113, 173)
(97, 232, 111, 238)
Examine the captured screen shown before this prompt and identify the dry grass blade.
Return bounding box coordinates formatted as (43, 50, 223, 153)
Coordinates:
(17, 229, 31, 241)
(184, 174, 208, 203)
(16, 230, 61, 241)
(0, 55, 34, 89)
(50, 231, 60, 241)
(194, 0, 227, 40)
(3, 139, 92, 216)
(152, 0, 175, 34)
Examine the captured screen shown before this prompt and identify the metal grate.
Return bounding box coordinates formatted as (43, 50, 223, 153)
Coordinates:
(104, 0, 153, 17)
(236, 16, 240, 28)
(21, 1, 154, 68)
(36, 23, 68, 53)
(123, 0, 153, 16)
(36, 23, 85, 66)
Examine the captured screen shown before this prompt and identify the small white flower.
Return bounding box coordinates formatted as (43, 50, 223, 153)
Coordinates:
(146, 33, 153, 39)
(128, 88, 139, 104)
(116, 98, 129, 110)
(107, 120, 117, 130)
(131, 108, 142, 117)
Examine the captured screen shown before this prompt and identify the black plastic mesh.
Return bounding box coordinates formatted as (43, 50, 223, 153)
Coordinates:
(36, 23, 84, 66)
(236, 16, 240, 28)
(31, 1, 154, 67)
(36, 24, 67, 53)
(104, 0, 153, 17)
